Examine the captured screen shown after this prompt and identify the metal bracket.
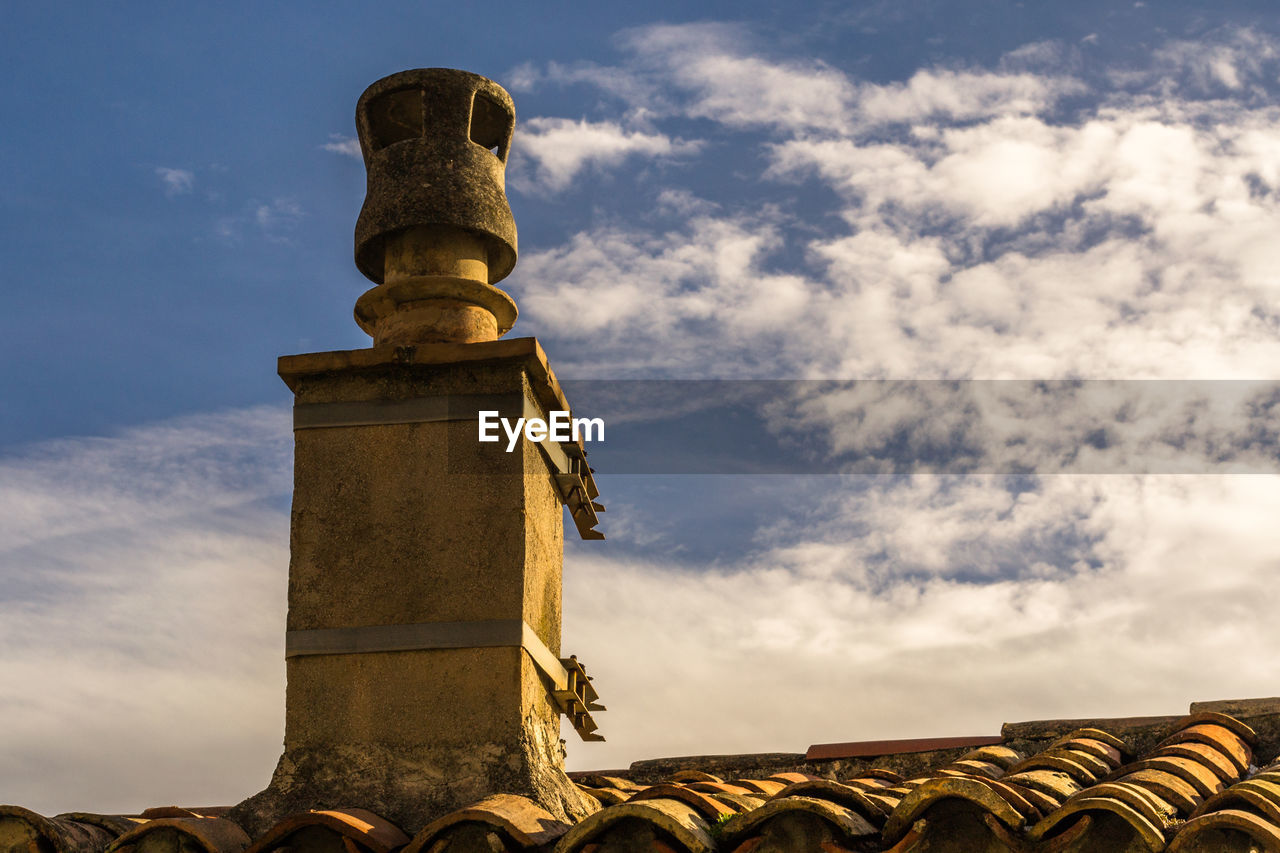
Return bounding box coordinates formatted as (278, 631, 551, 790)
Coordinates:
(554, 656, 606, 742)
(285, 619, 605, 741)
(517, 396, 605, 540)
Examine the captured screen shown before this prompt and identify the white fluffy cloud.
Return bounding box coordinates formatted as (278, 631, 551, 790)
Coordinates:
(516, 213, 816, 375)
(513, 25, 1280, 381)
(0, 409, 291, 814)
(509, 25, 1280, 770)
(7, 408, 1277, 792)
(564, 473, 1280, 769)
(512, 117, 701, 192)
(321, 134, 362, 157)
(1114, 25, 1280, 98)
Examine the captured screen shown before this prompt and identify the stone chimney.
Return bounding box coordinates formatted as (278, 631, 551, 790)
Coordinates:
(233, 68, 604, 836)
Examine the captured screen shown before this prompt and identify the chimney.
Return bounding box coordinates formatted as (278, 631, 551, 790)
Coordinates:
(233, 68, 604, 837)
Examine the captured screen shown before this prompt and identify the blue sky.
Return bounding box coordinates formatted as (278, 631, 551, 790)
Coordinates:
(4, 0, 1280, 815)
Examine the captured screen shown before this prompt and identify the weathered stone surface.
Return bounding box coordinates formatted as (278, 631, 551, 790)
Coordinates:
(1002, 715, 1179, 759)
(624, 754, 809, 786)
(232, 342, 595, 836)
(817, 746, 1005, 784)
(354, 69, 516, 286)
(1190, 697, 1280, 718)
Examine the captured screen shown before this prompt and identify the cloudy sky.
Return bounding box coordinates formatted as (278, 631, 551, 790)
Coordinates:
(4, 0, 1280, 816)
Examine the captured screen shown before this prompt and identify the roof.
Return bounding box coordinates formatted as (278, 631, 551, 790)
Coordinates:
(4, 699, 1280, 853)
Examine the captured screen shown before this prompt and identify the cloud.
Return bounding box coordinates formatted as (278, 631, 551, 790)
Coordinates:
(512, 118, 701, 193)
(762, 101, 1280, 378)
(506, 23, 1280, 766)
(505, 60, 661, 110)
(517, 24, 1080, 136)
(254, 198, 303, 230)
(155, 167, 194, 196)
(507, 25, 1280, 382)
(563, 473, 1280, 769)
(321, 134, 362, 158)
(7, 408, 1278, 797)
(1113, 26, 1280, 99)
(515, 212, 817, 375)
(216, 198, 304, 243)
(854, 70, 1082, 127)
(0, 407, 292, 814)
(758, 380, 1280, 475)
(620, 23, 861, 134)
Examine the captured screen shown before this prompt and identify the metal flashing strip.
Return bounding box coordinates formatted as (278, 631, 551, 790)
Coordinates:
(293, 393, 521, 430)
(284, 618, 604, 741)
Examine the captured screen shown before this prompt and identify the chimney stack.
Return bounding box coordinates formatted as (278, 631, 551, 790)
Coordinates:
(233, 68, 604, 837)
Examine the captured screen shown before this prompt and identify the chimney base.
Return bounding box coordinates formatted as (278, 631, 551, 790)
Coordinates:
(230, 681, 595, 837)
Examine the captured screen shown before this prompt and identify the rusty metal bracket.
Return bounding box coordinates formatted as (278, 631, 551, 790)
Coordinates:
(285, 619, 604, 741)
(554, 656, 606, 742)
(517, 396, 605, 541)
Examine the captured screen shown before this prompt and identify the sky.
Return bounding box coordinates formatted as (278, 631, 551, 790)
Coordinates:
(3, 0, 1280, 815)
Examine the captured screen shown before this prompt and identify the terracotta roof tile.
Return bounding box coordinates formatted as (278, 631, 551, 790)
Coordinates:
(1161, 728, 1253, 777)
(0, 806, 121, 853)
(1053, 737, 1126, 770)
(1179, 711, 1260, 747)
(1167, 808, 1280, 852)
(1119, 756, 1228, 799)
(718, 795, 876, 852)
(405, 795, 569, 852)
(246, 809, 408, 853)
(705, 793, 766, 814)
(568, 775, 643, 792)
(553, 798, 715, 853)
(1192, 778, 1280, 824)
(16, 704, 1280, 852)
(768, 780, 889, 827)
(723, 780, 786, 798)
(882, 775, 1028, 844)
(1028, 794, 1168, 851)
(575, 786, 628, 806)
(999, 779, 1063, 818)
(666, 771, 723, 785)
(625, 786, 737, 821)
(1157, 741, 1243, 784)
(55, 814, 145, 840)
(105, 817, 250, 853)
(1002, 767, 1085, 803)
(963, 745, 1023, 771)
(762, 773, 818, 786)
(843, 768, 904, 786)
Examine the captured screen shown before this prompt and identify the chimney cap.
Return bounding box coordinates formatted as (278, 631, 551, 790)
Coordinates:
(354, 68, 518, 285)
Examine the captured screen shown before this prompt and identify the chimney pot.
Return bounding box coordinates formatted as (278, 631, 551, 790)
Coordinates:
(353, 68, 518, 345)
